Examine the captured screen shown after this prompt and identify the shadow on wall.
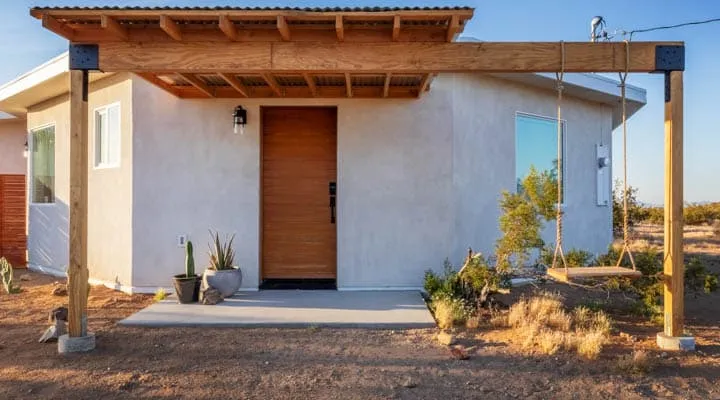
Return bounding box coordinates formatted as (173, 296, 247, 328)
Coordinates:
(28, 199, 68, 273)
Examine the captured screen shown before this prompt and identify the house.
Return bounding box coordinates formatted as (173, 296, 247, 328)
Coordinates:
(0, 6, 646, 293)
(0, 112, 27, 266)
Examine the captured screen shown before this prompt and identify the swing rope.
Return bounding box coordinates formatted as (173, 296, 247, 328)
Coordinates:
(551, 41, 568, 272)
(615, 40, 637, 270)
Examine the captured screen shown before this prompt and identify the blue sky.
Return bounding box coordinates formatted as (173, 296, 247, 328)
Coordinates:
(1, 0, 718, 204)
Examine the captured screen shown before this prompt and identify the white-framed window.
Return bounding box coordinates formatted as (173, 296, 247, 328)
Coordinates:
(94, 102, 121, 168)
(30, 124, 56, 204)
(515, 112, 566, 202)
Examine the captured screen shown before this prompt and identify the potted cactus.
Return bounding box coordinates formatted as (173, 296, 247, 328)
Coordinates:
(172, 241, 200, 303)
(202, 231, 242, 298)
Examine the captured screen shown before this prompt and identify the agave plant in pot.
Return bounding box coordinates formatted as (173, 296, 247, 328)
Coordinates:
(172, 241, 200, 303)
(203, 231, 242, 298)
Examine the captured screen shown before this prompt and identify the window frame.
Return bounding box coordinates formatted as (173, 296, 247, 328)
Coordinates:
(514, 111, 567, 204)
(28, 122, 57, 206)
(93, 102, 122, 169)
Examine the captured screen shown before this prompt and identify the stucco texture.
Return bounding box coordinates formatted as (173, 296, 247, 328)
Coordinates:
(129, 73, 612, 291)
(26, 73, 133, 285)
(0, 119, 27, 175)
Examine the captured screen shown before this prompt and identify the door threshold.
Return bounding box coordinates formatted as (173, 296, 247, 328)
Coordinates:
(260, 279, 337, 290)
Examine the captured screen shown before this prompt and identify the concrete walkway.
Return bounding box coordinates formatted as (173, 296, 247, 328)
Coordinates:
(119, 291, 435, 329)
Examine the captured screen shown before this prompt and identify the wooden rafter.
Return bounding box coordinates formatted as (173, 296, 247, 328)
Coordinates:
(100, 15, 128, 40)
(446, 15, 460, 42)
(417, 73, 433, 97)
(42, 14, 75, 40)
(159, 15, 182, 41)
(178, 73, 214, 97)
(136, 73, 181, 97)
(218, 15, 238, 41)
(261, 73, 283, 96)
(392, 16, 401, 41)
(277, 16, 291, 41)
(344, 73, 353, 98)
(335, 16, 344, 42)
(98, 41, 678, 74)
(383, 73, 392, 98)
(218, 73, 249, 97)
(302, 73, 318, 97)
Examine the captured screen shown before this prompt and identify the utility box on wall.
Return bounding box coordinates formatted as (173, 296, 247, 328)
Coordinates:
(596, 144, 610, 206)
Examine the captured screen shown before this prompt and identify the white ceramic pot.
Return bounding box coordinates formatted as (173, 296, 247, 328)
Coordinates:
(203, 267, 242, 298)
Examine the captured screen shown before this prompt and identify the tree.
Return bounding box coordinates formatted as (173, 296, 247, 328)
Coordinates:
(495, 166, 558, 272)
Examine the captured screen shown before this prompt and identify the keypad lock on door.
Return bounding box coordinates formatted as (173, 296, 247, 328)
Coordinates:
(329, 182, 336, 224)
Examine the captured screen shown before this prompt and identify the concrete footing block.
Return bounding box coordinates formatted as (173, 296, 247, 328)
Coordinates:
(58, 333, 96, 354)
(656, 332, 695, 351)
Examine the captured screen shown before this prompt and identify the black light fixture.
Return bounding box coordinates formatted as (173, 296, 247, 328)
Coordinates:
(233, 105, 247, 135)
(23, 139, 28, 158)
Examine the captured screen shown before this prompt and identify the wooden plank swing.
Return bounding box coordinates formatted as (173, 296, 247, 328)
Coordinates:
(546, 41, 643, 283)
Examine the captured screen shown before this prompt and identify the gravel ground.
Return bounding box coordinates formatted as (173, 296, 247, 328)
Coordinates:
(1, 225, 718, 399)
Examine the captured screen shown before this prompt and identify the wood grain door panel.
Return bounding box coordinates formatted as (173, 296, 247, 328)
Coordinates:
(262, 107, 337, 279)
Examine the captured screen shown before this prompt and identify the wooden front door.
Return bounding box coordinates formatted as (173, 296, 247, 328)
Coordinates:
(0, 175, 27, 267)
(262, 107, 337, 280)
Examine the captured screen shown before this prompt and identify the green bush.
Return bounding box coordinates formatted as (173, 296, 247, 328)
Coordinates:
(640, 202, 720, 226)
(612, 182, 646, 234)
(539, 247, 593, 268)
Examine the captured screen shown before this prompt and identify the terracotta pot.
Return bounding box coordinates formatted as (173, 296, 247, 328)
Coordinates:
(203, 267, 242, 297)
(172, 274, 200, 304)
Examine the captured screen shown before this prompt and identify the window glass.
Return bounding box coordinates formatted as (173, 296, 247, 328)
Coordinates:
(515, 114, 564, 200)
(31, 125, 55, 204)
(95, 103, 121, 167)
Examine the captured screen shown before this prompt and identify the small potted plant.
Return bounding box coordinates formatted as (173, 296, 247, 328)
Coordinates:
(172, 240, 200, 303)
(203, 231, 242, 297)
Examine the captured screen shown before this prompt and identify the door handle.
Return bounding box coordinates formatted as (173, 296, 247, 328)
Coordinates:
(329, 181, 336, 224)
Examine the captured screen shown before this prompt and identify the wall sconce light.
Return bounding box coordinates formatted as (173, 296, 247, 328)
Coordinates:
(233, 105, 247, 135)
(23, 139, 28, 158)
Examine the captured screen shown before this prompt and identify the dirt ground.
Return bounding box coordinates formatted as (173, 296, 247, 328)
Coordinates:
(0, 224, 719, 399)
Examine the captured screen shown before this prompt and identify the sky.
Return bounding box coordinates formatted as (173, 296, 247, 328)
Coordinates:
(1, 0, 718, 204)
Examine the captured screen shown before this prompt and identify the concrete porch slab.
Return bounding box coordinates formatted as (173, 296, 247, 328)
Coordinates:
(119, 290, 435, 329)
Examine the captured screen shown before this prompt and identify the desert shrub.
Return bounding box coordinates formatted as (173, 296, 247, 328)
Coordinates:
(506, 292, 612, 358)
(642, 202, 720, 226)
(423, 259, 463, 300)
(612, 182, 646, 234)
(712, 219, 720, 238)
(154, 288, 167, 301)
(617, 350, 654, 373)
(496, 167, 557, 271)
(539, 247, 593, 268)
(706, 275, 719, 294)
(0, 257, 21, 294)
(643, 207, 664, 225)
(433, 295, 473, 330)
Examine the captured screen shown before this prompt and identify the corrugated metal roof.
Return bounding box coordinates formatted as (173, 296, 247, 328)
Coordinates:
(31, 6, 472, 12)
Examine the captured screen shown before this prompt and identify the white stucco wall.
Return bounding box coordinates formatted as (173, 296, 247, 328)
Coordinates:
(25, 73, 134, 285)
(0, 119, 27, 175)
(129, 73, 613, 291)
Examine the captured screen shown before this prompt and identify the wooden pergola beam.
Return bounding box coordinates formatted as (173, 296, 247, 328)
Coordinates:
(335, 16, 344, 42)
(417, 73, 432, 97)
(136, 73, 181, 97)
(277, 16, 290, 41)
(100, 15, 128, 40)
(159, 15, 182, 41)
(218, 73, 249, 97)
(446, 15, 460, 42)
(383, 73, 392, 98)
(178, 73, 214, 97)
(392, 16, 401, 41)
(42, 15, 75, 40)
(218, 15, 238, 41)
(302, 73, 317, 97)
(98, 41, 680, 73)
(344, 73, 353, 98)
(261, 73, 283, 96)
(663, 70, 684, 338)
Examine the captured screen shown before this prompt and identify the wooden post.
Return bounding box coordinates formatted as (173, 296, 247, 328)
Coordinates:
(67, 69, 89, 337)
(663, 70, 684, 338)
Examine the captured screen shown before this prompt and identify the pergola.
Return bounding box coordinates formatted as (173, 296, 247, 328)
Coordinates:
(29, 6, 688, 351)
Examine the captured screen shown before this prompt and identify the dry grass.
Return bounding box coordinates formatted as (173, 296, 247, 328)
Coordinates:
(434, 299, 455, 330)
(465, 315, 481, 330)
(712, 219, 720, 239)
(505, 292, 612, 359)
(617, 350, 655, 373)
